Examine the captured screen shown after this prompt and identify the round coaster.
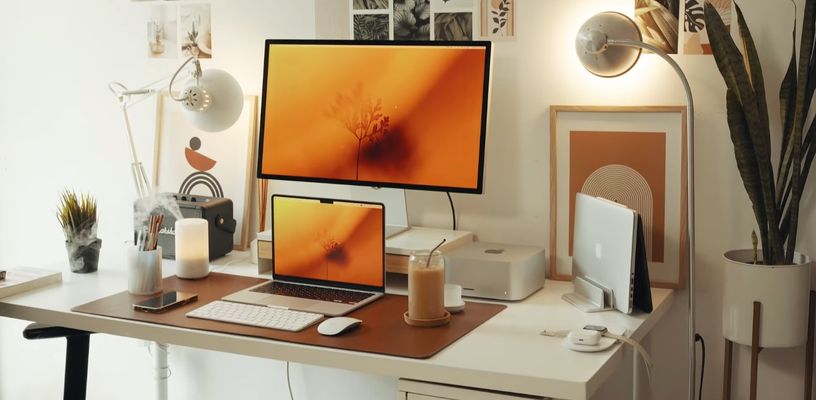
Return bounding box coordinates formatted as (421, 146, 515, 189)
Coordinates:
(404, 310, 451, 327)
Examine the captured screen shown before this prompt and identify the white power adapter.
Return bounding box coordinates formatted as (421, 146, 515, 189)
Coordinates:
(567, 329, 601, 346)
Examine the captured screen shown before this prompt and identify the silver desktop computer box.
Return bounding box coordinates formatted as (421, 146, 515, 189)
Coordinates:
(445, 242, 546, 301)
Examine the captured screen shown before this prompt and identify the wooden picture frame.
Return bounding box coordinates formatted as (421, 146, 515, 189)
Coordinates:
(549, 105, 688, 288)
(153, 93, 259, 250)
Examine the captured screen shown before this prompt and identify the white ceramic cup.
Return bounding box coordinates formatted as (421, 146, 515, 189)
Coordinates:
(127, 245, 163, 295)
(444, 283, 463, 307)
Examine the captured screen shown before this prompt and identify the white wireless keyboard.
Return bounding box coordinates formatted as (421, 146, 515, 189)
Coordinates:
(186, 300, 323, 332)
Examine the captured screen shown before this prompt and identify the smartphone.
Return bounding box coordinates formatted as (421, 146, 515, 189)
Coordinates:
(133, 291, 198, 313)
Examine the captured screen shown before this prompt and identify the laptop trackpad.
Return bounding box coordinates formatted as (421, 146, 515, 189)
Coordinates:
(265, 295, 320, 309)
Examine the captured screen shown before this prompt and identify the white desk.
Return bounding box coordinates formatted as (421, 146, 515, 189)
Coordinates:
(0, 252, 673, 400)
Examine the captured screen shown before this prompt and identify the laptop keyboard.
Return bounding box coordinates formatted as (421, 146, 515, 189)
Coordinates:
(250, 281, 375, 305)
(186, 300, 323, 332)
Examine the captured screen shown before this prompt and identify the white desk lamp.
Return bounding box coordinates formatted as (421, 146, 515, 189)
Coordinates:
(107, 57, 242, 400)
(575, 11, 697, 400)
(108, 56, 244, 197)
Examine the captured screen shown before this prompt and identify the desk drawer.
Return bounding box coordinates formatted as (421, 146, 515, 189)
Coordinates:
(407, 394, 449, 400)
(399, 379, 548, 400)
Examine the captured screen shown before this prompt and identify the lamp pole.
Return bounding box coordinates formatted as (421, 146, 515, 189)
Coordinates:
(610, 39, 697, 400)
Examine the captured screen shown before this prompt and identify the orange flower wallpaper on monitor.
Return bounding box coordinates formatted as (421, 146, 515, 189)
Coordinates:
(259, 42, 489, 191)
(272, 196, 384, 288)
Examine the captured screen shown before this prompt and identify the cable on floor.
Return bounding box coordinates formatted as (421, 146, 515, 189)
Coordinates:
(696, 334, 706, 400)
(286, 361, 294, 400)
(446, 192, 456, 230)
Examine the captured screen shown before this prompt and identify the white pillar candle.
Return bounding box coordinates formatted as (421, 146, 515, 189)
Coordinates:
(175, 218, 209, 279)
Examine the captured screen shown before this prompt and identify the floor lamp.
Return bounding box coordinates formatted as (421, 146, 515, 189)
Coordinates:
(575, 12, 697, 400)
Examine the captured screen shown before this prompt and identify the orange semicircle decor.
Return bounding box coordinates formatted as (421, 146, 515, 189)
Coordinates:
(185, 147, 217, 172)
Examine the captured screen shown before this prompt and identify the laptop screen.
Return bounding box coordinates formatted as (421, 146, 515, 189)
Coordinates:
(271, 195, 385, 291)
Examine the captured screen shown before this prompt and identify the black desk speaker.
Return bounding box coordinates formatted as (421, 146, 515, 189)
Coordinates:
(137, 193, 235, 260)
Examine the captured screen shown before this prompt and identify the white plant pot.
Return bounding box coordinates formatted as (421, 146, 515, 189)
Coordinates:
(722, 249, 812, 348)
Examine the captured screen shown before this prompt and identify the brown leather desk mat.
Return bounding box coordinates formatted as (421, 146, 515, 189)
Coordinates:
(72, 273, 506, 359)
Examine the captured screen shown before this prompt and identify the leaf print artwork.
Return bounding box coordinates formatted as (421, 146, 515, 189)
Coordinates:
(326, 84, 391, 179)
(682, 0, 731, 54)
(353, 14, 389, 40)
(634, 0, 680, 54)
(684, 0, 704, 32)
(353, 0, 388, 10)
(435, 12, 472, 40)
(394, 0, 431, 40)
(491, 0, 510, 34)
(481, 0, 514, 39)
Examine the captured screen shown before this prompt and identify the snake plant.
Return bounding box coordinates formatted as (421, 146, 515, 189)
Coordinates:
(704, 0, 816, 265)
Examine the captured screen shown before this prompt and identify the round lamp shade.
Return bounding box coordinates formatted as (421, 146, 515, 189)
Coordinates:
(182, 69, 244, 132)
(575, 12, 642, 77)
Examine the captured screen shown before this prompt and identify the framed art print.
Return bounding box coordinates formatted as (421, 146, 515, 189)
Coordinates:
(153, 93, 259, 250)
(549, 105, 688, 288)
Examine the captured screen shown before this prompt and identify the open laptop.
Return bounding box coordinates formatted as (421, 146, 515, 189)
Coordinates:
(223, 195, 385, 316)
(562, 193, 652, 314)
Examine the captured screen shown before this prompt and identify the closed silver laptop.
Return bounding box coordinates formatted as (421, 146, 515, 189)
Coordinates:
(563, 193, 638, 314)
(223, 195, 385, 316)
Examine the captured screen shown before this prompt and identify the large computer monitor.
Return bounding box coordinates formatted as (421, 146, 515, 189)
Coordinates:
(257, 39, 492, 194)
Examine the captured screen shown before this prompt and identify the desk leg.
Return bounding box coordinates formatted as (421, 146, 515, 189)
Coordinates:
(153, 342, 170, 400)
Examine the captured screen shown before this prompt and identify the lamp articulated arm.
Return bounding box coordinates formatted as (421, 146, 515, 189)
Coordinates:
(109, 81, 153, 199)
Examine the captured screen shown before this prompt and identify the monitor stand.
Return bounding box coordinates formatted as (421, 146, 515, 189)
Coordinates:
(349, 186, 409, 238)
(349, 187, 473, 256)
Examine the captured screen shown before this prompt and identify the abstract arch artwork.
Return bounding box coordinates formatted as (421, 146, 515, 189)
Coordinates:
(179, 136, 224, 197)
(550, 106, 688, 288)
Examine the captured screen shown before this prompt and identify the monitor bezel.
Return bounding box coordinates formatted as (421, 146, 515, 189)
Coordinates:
(270, 194, 386, 293)
(256, 39, 492, 194)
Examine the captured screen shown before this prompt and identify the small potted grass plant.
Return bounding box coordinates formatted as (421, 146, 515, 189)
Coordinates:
(57, 189, 101, 273)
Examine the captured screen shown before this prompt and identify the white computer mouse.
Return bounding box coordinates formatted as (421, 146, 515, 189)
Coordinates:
(317, 317, 362, 336)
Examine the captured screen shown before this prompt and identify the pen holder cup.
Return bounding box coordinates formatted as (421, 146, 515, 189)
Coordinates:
(405, 250, 450, 327)
(127, 246, 163, 295)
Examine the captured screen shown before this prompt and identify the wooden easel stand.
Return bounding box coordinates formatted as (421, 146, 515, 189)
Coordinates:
(723, 291, 816, 400)
(722, 301, 762, 400)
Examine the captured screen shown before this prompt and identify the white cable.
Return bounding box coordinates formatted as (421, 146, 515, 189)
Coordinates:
(168, 56, 200, 102)
(539, 329, 570, 338)
(603, 331, 653, 381)
(146, 342, 172, 379)
(286, 361, 294, 400)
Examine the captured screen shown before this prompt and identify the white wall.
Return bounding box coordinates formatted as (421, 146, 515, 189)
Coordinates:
(0, 1, 813, 400)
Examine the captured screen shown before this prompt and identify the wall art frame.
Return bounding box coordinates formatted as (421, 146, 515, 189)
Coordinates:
(549, 105, 688, 288)
(153, 93, 259, 250)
